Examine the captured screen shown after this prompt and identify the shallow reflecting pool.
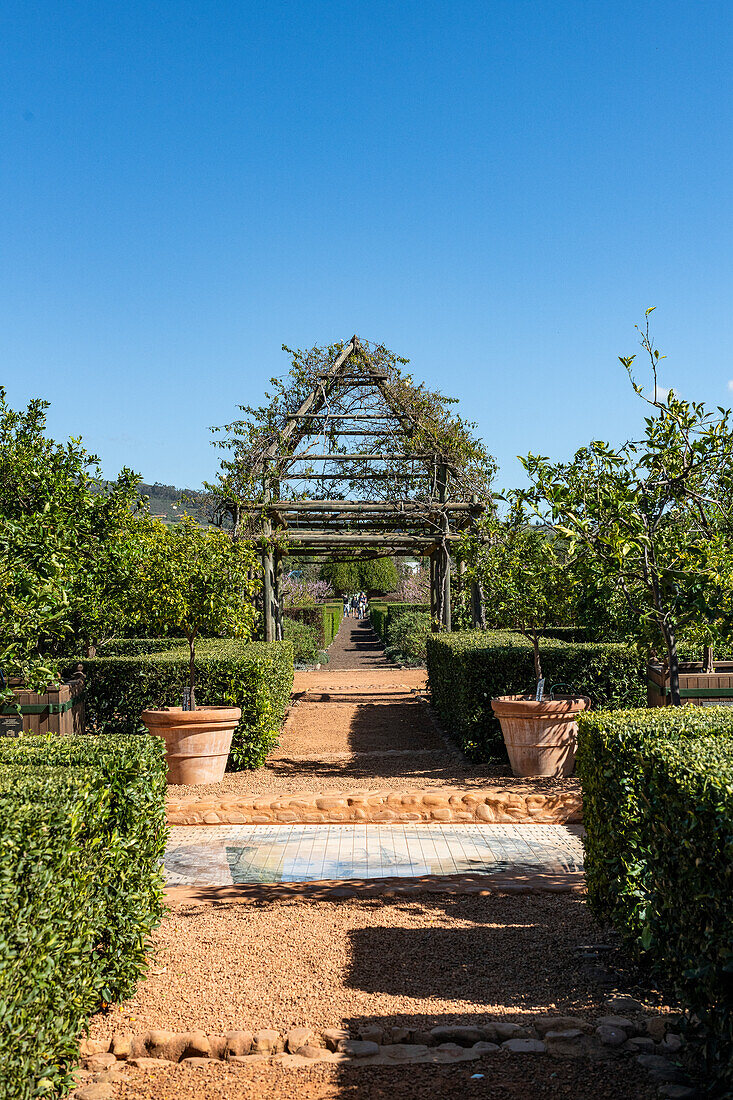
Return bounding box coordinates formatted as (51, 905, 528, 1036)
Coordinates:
(164, 822, 584, 886)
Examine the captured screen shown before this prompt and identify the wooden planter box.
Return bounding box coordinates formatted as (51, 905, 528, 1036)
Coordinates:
(648, 659, 733, 707)
(0, 666, 86, 736)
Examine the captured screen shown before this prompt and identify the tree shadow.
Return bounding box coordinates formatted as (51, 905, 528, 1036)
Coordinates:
(326, 891, 663, 1099)
(343, 892, 607, 1019)
(328, 619, 392, 669)
(345, 700, 445, 754)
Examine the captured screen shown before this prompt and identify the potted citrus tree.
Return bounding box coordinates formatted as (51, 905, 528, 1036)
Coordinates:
(129, 514, 258, 784)
(465, 498, 589, 776)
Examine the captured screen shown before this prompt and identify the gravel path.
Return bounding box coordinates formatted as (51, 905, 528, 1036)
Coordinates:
(103, 1054, 658, 1100)
(168, 668, 579, 801)
(100, 622, 617, 1099)
(89, 892, 667, 1039)
(324, 617, 392, 670)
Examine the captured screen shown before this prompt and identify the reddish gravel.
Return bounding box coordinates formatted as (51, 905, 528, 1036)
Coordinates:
(167, 667, 580, 802)
(323, 617, 393, 670)
(89, 892, 670, 1040)
(104, 1054, 659, 1100)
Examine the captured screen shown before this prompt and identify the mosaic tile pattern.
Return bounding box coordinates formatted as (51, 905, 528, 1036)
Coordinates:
(164, 823, 584, 886)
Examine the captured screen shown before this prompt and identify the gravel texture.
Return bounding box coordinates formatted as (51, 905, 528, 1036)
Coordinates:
(89, 892, 668, 1040)
(322, 617, 393, 670)
(89, 628, 667, 1100)
(168, 668, 580, 801)
(97, 1055, 659, 1100)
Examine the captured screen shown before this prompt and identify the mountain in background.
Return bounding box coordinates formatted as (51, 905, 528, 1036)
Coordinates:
(139, 482, 213, 525)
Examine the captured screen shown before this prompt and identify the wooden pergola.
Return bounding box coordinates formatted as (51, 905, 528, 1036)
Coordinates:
(238, 336, 487, 641)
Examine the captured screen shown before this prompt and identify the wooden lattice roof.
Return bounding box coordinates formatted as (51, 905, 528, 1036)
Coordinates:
(248, 335, 485, 559)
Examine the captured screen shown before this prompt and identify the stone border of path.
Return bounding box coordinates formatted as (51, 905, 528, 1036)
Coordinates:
(163, 868, 585, 903)
(166, 786, 582, 825)
(76, 1001, 693, 1098)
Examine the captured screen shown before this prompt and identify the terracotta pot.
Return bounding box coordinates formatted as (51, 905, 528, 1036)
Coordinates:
(141, 706, 241, 785)
(491, 694, 590, 778)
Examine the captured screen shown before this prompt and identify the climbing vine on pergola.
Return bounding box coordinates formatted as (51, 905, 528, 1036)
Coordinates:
(211, 336, 496, 640)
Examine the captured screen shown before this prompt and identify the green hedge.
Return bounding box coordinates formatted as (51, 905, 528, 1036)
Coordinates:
(370, 603, 388, 643)
(324, 602, 343, 647)
(283, 617, 323, 666)
(0, 734, 167, 1098)
(426, 630, 644, 760)
(94, 637, 187, 656)
(534, 626, 593, 643)
(577, 708, 733, 1088)
(385, 610, 432, 666)
(68, 639, 294, 770)
(370, 603, 430, 649)
(282, 603, 343, 649)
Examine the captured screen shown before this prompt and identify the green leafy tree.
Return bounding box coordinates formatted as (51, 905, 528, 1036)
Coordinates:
(125, 514, 259, 707)
(462, 497, 578, 686)
(360, 556, 399, 595)
(320, 561, 361, 596)
(522, 312, 733, 704)
(0, 389, 142, 694)
(320, 557, 399, 596)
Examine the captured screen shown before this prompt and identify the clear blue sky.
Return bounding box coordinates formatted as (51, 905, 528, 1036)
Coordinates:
(2, 1, 731, 491)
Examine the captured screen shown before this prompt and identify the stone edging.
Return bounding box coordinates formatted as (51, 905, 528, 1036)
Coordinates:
(166, 786, 582, 825)
(75, 1001, 692, 1097)
(163, 870, 585, 904)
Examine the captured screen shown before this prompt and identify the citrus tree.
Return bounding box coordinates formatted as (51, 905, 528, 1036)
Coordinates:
(125, 514, 259, 708)
(522, 312, 733, 704)
(0, 389, 142, 695)
(461, 496, 578, 687)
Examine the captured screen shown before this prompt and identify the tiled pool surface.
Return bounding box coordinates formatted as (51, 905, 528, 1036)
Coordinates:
(164, 823, 585, 886)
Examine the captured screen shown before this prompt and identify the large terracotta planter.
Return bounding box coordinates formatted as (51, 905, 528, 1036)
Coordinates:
(491, 694, 590, 778)
(141, 706, 241, 785)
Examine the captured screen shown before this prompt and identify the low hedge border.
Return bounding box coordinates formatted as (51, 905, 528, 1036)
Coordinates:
(283, 618, 324, 667)
(370, 603, 430, 648)
(0, 734, 167, 1099)
(384, 609, 431, 667)
(577, 708, 733, 1089)
(426, 630, 645, 761)
(67, 639, 294, 770)
(577, 707, 733, 927)
(93, 637, 187, 657)
(282, 604, 343, 649)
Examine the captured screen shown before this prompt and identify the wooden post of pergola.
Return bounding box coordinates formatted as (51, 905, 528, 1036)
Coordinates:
(238, 335, 488, 642)
(471, 577, 485, 629)
(261, 480, 277, 643)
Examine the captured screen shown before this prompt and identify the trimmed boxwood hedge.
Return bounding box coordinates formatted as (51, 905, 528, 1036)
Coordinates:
(577, 706, 733, 926)
(370, 602, 388, 642)
(426, 630, 645, 761)
(282, 603, 343, 649)
(283, 617, 323, 666)
(68, 638, 294, 770)
(0, 734, 167, 1099)
(370, 603, 430, 648)
(322, 601, 343, 647)
(385, 610, 432, 666)
(94, 637, 188, 656)
(577, 708, 733, 1089)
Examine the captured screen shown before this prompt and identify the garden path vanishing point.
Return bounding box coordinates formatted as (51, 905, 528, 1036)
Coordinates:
(77, 618, 686, 1100)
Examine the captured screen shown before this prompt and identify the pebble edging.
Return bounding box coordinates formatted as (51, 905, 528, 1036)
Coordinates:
(75, 1001, 695, 1098)
(166, 786, 583, 826)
